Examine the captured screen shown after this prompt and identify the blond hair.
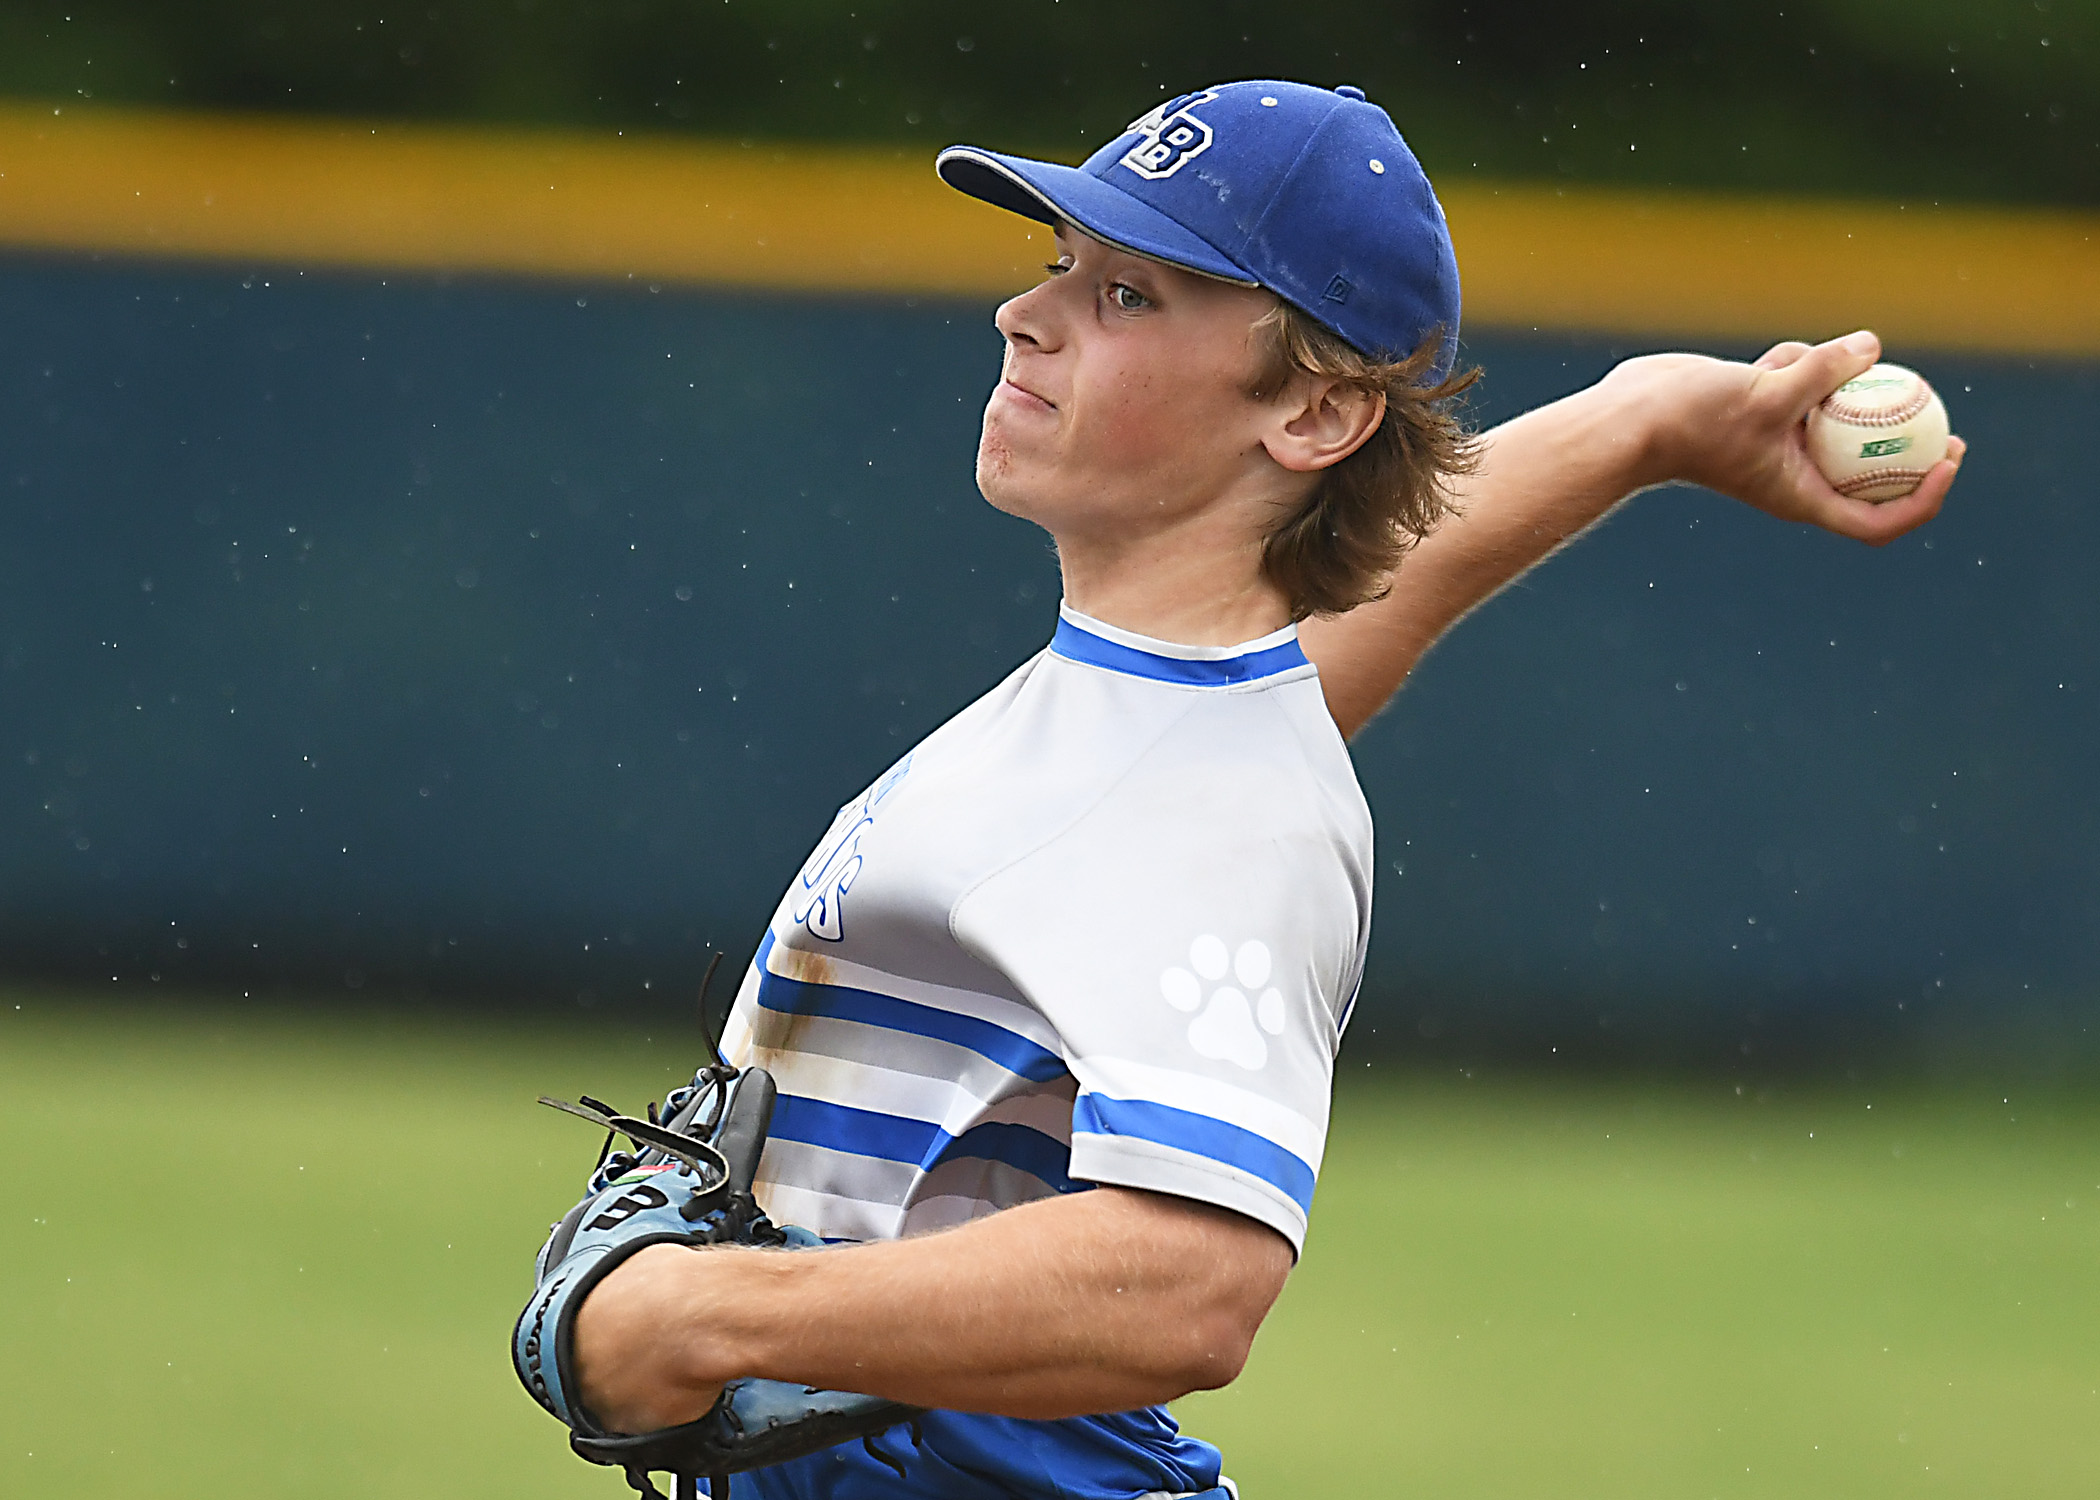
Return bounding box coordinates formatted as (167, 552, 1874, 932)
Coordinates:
(1249, 302, 1482, 619)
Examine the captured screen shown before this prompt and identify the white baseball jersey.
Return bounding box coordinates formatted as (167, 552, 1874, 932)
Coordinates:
(720, 602, 1371, 1253)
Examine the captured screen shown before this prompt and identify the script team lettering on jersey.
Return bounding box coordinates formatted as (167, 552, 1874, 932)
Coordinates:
(790, 754, 912, 942)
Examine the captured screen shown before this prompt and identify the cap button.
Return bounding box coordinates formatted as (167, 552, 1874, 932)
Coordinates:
(1334, 85, 1367, 101)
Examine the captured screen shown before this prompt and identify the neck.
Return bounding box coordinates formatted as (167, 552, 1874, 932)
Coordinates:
(1053, 513, 1294, 647)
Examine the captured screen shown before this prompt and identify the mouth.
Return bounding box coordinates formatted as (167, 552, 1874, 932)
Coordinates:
(997, 377, 1056, 413)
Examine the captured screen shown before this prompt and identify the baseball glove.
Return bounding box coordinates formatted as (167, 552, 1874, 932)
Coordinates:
(514, 1047, 923, 1500)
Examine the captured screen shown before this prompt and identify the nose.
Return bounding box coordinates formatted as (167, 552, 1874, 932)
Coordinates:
(994, 276, 1060, 355)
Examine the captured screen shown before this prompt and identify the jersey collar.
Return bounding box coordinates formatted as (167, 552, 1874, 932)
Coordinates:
(1048, 604, 1311, 687)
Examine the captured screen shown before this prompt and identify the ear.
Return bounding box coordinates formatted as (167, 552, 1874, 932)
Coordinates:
(1260, 376, 1385, 474)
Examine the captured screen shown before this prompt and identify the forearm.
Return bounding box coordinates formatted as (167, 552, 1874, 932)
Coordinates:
(578, 1186, 1292, 1429)
(1304, 372, 1662, 735)
(1302, 333, 1956, 738)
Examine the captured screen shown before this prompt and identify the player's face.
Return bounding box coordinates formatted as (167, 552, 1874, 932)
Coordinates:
(978, 225, 1289, 550)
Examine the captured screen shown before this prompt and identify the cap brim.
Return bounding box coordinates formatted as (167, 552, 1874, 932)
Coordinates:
(936, 146, 1260, 289)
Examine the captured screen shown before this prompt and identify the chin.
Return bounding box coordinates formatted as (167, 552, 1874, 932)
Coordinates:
(974, 435, 1035, 520)
(976, 463, 1032, 521)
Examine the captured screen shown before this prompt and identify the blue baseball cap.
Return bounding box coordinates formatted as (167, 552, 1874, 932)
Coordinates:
(937, 79, 1462, 377)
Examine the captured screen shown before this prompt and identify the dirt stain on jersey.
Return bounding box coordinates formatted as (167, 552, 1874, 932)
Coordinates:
(745, 942, 837, 1065)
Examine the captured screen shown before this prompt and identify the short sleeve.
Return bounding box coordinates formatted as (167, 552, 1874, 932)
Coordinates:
(949, 695, 1370, 1251)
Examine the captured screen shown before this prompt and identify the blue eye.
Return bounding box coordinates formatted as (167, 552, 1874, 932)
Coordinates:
(1109, 283, 1149, 311)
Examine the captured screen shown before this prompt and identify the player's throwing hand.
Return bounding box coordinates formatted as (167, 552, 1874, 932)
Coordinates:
(1606, 328, 1963, 546)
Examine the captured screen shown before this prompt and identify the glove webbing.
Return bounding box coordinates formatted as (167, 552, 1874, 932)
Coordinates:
(612, 1455, 725, 1498)
(620, 1421, 926, 1500)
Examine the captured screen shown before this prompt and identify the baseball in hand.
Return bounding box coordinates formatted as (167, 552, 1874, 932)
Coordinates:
(1805, 362, 1951, 502)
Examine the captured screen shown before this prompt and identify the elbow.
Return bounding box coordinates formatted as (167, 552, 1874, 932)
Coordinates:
(1156, 1259, 1289, 1397)
(1107, 1189, 1295, 1403)
(1167, 1313, 1261, 1396)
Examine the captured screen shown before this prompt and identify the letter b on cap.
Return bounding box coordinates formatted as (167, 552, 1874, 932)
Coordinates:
(1120, 91, 1218, 180)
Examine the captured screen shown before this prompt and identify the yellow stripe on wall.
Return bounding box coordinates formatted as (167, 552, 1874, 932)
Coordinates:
(2, 102, 2095, 356)
(0, 103, 1053, 295)
(1452, 185, 2099, 358)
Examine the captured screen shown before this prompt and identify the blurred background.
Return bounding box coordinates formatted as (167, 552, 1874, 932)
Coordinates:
(1, 4, 2096, 1498)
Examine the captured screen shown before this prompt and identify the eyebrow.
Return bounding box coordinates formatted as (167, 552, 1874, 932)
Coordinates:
(1052, 224, 1155, 274)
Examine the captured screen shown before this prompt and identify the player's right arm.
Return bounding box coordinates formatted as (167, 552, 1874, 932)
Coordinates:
(1301, 330, 1963, 739)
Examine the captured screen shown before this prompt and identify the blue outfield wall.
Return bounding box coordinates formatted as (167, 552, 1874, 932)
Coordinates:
(1, 257, 2093, 1064)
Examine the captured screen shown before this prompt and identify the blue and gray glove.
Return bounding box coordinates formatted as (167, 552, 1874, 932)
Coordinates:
(513, 1060, 922, 1500)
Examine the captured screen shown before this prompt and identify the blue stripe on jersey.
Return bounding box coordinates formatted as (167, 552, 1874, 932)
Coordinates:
(773, 1094, 941, 1163)
(754, 941, 1067, 1083)
(1073, 1093, 1317, 1214)
(771, 1095, 1075, 1190)
(1049, 617, 1309, 686)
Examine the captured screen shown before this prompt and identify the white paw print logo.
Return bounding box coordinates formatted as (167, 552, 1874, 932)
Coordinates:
(1160, 936, 1286, 1071)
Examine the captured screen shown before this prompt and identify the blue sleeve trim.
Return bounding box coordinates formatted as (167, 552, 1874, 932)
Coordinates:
(1050, 618, 1309, 686)
(1072, 1093, 1316, 1215)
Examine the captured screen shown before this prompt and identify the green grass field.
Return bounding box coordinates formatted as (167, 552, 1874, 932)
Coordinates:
(3, 997, 2095, 1498)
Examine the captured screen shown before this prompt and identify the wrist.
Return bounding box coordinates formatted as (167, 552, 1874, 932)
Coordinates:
(666, 1244, 798, 1391)
(1592, 352, 1697, 492)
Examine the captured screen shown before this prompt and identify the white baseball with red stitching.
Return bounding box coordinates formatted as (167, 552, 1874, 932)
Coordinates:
(1805, 362, 1951, 503)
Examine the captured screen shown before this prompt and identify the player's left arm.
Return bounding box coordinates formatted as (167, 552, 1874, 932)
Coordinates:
(573, 1182, 1293, 1433)
(1301, 330, 1966, 739)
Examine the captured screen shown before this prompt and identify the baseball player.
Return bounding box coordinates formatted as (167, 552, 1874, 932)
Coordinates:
(554, 79, 1960, 1498)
